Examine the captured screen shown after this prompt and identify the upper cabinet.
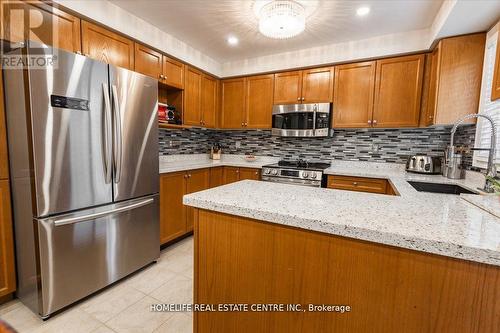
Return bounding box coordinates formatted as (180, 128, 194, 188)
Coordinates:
(273, 67, 333, 104)
(134, 43, 162, 79)
(333, 62, 376, 128)
(424, 33, 486, 125)
(184, 66, 217, 127)
(221, 75, 274, 129)
(373, 54, 424, 128)
(81, 21, 134, 70)
(0, 69, 8, 180)
(163, 56, 185, 89)
(1, 0, 81, 53)
(245, 74, 274, 129)
(492, 31, 500, 101)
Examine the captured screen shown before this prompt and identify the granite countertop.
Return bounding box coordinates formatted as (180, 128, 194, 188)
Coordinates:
(183, 159, 500, 267)
(159, 154, 279, 173)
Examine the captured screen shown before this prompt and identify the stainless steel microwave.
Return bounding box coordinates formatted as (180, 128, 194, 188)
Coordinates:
(271, 103, 331, 137)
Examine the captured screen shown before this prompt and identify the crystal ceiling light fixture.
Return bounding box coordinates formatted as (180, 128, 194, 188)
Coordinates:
(257, 0, 306, 39)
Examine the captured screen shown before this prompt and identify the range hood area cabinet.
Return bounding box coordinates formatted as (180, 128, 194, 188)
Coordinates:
(422, 33, 486, 126)
(184, 66, 218, 128)
(221, 74, 274, 129)
(333, 54, 424, 128)
(273, 67, 334, 104)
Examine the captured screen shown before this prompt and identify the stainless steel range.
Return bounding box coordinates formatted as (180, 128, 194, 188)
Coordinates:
(262, 160, 330, 187)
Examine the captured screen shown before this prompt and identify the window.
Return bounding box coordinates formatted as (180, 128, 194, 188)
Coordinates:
(473, 30, 500, 169)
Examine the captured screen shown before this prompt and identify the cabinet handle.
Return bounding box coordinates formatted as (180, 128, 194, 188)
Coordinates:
(301, 97, 305, 101)
(373, 120, 377, 125)
(236, 170, 239, 173)
(241, 122, 244, 126)
(188, 174, 191, 178)
(255, 172, 258, 175)
(184, 174, 187, 178)
(352, 182, 358, 186)
(368, 120, 372, 125)
(297, 97, 301, 101)
(76, 51, 82, 55)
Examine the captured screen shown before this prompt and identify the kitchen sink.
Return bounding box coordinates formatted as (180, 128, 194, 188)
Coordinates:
(407, 181, 478, 195)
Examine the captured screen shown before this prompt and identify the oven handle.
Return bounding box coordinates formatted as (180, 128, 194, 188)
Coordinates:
(262, 176, 321, 187)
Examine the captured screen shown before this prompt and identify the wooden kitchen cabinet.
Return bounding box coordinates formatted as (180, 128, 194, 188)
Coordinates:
(0, 70, 9, 180)
(159, 169, 210, 243)
(200, 75, 218, 128)
(162, 56, 184, 89)
(239, 168, 261, 181)
(209, 167, 224, 188)
(184, 66, 202, 126)
(1, 0, 81, 53)
(493, 29, 500, 100)
(245, 74, 274, 129)
(134, 43, 162, 79)
(333, 61, 376, 128)
(373, 54, 424, 127)
(424, 33, 486, 125)
(221, 78, 246, 128)
(273, 67, 334, 104)
(327, 175, 396, 195)
(81, 21, 134, 70)
(223, 166, 241, 184)
(0, 180, 16, 298)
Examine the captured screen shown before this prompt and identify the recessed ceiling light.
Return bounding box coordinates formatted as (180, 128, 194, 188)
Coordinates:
(356, 6, 370, 16)
(227, 36, 239, 46)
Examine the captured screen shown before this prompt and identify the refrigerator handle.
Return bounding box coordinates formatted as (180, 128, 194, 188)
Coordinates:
(102, 83, 113, 184)
(53, 198, 154, 226)
(111, 85, 123, 184)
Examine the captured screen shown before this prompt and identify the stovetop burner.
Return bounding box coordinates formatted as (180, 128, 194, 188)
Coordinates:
(275, 159, 330, 171)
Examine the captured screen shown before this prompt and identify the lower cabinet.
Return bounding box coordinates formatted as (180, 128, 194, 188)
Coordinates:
(209, 167, 224, 188)
(327, 175, 396, 195)
(159, 168, 209, 244)
(223, 167, 260, 184)
(0, 180, 15, 298)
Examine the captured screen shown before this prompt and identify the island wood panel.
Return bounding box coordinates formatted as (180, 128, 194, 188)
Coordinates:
(201, 75, 218, 128)
(333, 62, 375, 128)
(373, 54, 424, 127)
(0, 69, 8, 180)
(238, 168, 260, 181)
(159, 172, 186, 244)
(221, 78, 246, 128)
(245, 74, 274, 129)
(81, 21, 134, 70)
(194, 209, 500, 333)
(1, 0, 81, 53)
(432, 33, 485, 125)
(493, 28, 500, 101)
(209, 167, 224, 188)
(222, 166, 240, 184)
(0, 180, 15, 298)
(185, 169, 210, 232)
(301, 66, 334, 103)
(134, 43, 162, 79)
(184, 66, 203, 126)
(273, 71, 302, 104)
(163, 56, 184, 89)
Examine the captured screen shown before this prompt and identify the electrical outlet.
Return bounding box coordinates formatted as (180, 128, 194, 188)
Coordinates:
(235, 141, 241, 148)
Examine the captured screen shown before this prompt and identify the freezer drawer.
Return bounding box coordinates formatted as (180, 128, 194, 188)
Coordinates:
(36, 195, 159, 317)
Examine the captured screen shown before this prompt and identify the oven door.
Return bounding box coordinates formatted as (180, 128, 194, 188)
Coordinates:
(261, 176, 321, 187)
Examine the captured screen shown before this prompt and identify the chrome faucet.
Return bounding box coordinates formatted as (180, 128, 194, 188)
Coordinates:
(450, 114, 497, 193)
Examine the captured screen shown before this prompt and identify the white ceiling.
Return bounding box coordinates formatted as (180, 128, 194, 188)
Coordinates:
(110, 0, 444, 63)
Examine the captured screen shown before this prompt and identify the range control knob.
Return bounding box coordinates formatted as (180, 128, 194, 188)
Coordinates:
(310, 173, 317, 179)
(264, 168, 271, 174)
(302, 171, 309, 178)
(271, 169, 278, 175)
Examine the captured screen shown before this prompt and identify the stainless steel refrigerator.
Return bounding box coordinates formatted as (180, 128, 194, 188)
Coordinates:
(3, 42, 160, 318)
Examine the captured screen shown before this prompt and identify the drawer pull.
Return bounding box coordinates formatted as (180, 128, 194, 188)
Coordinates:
(352, 182, 358, 186)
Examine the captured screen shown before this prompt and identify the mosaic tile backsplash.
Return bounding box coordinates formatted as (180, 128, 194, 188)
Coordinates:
(159, 125, 477, 165)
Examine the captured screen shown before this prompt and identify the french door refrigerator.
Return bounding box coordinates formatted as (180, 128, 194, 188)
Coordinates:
(3, 42, 160, 318)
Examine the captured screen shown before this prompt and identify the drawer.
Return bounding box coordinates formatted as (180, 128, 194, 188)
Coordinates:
(327, 175, 387, 194)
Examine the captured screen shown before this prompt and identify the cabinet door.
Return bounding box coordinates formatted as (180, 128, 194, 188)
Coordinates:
(424, 48, 440, 126)
(223, 167, 240, 184)
(239, 168, 260, 181)
(201, 75, 218, 128)
(0, 69, 9, 180)
(373, 54, 424, 127)
(221, 78, 246, 128)
(302, 67, 334, 103)
(209, 167, 224, 188)
(81, 21, 134, 70)
(0, 180, 15, 297)
(246, 74, 274, 129)
(184, 66, 202, 126)
(333, 62, 375, 128)
(273, 71, 302, 104)
(134, 43, 162, 79)
(493, 31, 500, 101)
(163, 56, 184, 89)
(185, 169, 210, 231)
(1, 1, 81, 53)
(159, 172, 186, 244)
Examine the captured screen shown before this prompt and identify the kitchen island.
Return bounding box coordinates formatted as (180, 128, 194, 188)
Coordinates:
(184, 163, 500, 332)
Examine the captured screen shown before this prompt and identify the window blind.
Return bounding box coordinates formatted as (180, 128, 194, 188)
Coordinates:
(473, 31, 500, 169)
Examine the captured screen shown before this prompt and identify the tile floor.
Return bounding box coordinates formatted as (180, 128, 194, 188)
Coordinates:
(0, 236, 194, 333)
